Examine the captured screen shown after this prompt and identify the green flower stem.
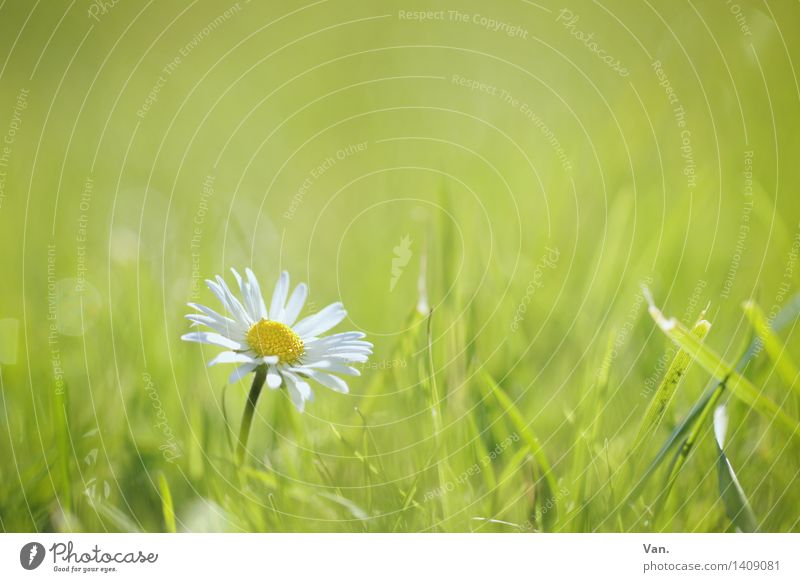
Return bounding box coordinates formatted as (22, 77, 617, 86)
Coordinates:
(236, 365, 267, 466)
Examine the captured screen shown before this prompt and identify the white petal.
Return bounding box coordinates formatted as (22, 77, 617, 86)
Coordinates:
(326, 346, 374, 355)
(282, 283, 308, 326)
(262, 355, 279, 365)
(325, 353, 370, 363)
(245, 268, 268, 319)
(319, 331, 366, 342)
(187, 302, 240, 327)
(215, 276, 252, 325)
(269, 271, 290, 322)
(302, 369, 350, 393)
(283, 371, 313, 412)
(308, 340, 373, 351)
(181, 332, 241, 350)
(208, 351, 255, 366)
(228, 362, 257, 383)
(185, 314, 244, 338)
(334, 365, 361, 377)
(305, 339, 371, 351)
(206, 278, 251, 326)
(205, 279, 235, 316)
(299, 360, 361, 376)
(231, 268, 257, 322)
(294, 302, 346, 338)
(266, 365, 283, 389)
(304, 345, 373, 362)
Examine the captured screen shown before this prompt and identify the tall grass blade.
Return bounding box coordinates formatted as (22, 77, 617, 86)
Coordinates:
(93, 502, 141, 533)
(425, 310, 451, 523)
(631, 318, 711, 456)
(644, 290, 800, 440)
(482, 374, 557, 529)
(568, 329, 616, 531)
(712, 405, 757, 532)
(650, 377, 732, 527)
(52, 383, 72, 520)
(629, 297, 792, 503)
(158, 473, 177, 533)
(743, 300, 800, 393)
(627, 383, 717, 503)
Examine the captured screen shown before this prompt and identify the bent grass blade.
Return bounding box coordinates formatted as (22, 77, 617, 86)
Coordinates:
(482, 374, 557, 529)
(743, 300, 800, 394)
(712, 405, 757, 532)
(631, 317, 712, 458)
(644, 289, 800, 441)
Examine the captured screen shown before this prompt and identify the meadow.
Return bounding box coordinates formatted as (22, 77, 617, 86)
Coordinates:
(1, 0, 799, 533)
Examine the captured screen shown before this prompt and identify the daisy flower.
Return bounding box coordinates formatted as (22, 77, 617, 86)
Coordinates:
(182, 268, 372, 412)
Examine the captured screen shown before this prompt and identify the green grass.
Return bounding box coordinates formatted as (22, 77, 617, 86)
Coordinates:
(1, 0, 800, 533)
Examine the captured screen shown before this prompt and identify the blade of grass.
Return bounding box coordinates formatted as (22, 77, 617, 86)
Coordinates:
(628, 293, 800, 518)
(52, 383, 72, 521)
(631, 317, 712, 457)
(712, 405, 757, 532)
(92, 502, 141, 533)
(482, 373, 557, 528)
(743, 300, 800, 393)
(158, 473, 177, 533)
(568, 329, 616, 531)
(630, 320, 764, 504)
(425, 309, 451, 523)
(465, 411, 497, 511)
(627, 383, 718, 503)
(317, 492, 369, 522)
(644, 289, 800, 440)
(650, 378, 729, 526)
(392, 446, 439, 532)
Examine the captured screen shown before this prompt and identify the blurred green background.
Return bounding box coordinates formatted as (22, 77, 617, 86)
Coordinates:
(1, 0, 799, 532)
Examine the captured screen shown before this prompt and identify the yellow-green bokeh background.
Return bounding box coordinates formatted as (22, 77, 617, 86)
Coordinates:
(1, 0, 799, 532)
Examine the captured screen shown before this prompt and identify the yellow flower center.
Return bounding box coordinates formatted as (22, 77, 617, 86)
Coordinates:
(246, 319, 304, 364)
